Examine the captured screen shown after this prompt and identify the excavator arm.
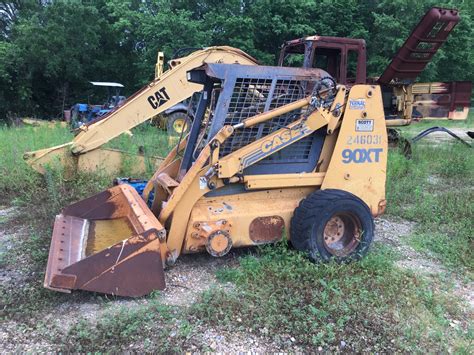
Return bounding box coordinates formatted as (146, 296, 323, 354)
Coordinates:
(24, 46, 258, 175)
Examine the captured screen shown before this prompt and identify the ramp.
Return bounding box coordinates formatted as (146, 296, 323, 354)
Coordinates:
(378, 7, 460, 84)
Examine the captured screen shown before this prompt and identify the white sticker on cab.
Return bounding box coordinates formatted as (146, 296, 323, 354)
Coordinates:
(355, 119, 374, 132)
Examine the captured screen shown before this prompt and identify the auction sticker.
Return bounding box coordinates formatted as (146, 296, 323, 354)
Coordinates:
(355, 119, 374, 132)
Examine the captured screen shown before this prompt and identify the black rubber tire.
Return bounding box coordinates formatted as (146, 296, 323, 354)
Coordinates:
(166, 111, 192, 136)
(70, 109, 79, 128)
(290, 189, 374, 262)
(387, 128, 412, 158)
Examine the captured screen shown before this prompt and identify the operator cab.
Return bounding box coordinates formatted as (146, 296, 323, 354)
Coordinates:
(278, 36, 366, 85)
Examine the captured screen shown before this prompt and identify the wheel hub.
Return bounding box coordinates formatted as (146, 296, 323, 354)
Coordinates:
(323, 213, 361, 256)
(323, 216, 345, 243)
(172, 118, 188, 134)
(206, 230, 232, 257)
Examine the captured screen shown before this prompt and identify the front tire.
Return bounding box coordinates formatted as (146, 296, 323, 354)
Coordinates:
(290, 189, 374, 262)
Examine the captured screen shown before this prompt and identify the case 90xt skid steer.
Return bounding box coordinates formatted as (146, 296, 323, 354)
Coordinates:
(44, 63, 387, 297)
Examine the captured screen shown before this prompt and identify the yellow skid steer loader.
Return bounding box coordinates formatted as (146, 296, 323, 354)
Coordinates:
(44, 64, 387, 297)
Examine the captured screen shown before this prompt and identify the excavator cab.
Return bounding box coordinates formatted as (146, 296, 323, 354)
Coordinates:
(278, 36, 367, 85)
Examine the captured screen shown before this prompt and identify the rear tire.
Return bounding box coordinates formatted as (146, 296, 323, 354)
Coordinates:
(290, 189, 374, 262)
(166, 112, 192, 136)
(71, 109, 79, 128)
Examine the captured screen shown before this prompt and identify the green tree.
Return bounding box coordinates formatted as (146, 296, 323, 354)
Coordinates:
(1, 0, 472, 121)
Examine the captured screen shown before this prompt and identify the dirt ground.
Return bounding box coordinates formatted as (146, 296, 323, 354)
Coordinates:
(1, 204, 472, 352)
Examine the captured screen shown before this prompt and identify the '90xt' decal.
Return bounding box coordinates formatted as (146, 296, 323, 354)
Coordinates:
(147, 87, 170, 109)
(342, 148, 383, 164)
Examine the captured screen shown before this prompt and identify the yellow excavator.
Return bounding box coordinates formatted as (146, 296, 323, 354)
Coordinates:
(24, 47, 258, 176)
(152, 50, 194, 136)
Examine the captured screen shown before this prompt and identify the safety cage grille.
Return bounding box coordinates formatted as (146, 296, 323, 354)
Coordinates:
(218, 77, 314, 163)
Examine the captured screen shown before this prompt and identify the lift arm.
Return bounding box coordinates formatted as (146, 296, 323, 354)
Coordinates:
(217, 87, 347, 178)
(24, 46, 258, 175)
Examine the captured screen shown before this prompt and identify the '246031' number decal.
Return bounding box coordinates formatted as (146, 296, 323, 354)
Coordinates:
(347, 134, 382, 145)
(342, 148, 383, 164)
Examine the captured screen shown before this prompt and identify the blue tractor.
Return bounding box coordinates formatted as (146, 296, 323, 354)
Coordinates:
(66, 82, 126, 128)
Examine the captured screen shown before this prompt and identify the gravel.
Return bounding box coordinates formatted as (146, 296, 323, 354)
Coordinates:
(374, 216, 447, 274)
(1, 206, 472, 352)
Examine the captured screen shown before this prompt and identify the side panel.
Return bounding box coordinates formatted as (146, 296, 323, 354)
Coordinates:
(412, 81, 472, 120)
(182, 187, 315, 253)
(322, 85, 387, 216)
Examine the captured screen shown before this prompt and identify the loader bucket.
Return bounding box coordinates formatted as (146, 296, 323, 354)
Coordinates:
(44, 184, 167, 297)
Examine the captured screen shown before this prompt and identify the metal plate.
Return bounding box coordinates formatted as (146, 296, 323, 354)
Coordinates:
(412, 81, 472, 119)
(44, 184, 167, 297)
(249, 216, 285, 243)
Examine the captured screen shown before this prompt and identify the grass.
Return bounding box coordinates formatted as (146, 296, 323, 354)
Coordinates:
(0, 123, 72, 195)
(191, 242, 471, 352)
(386, 143, 473, 271)
(398, 110, 474, 136)
(0, 122, 173, 197)
(61, 300, 192, 352)
(104, 122, 178, 177)
(0, 116, 472, 351)
(105, 122, 174, 158)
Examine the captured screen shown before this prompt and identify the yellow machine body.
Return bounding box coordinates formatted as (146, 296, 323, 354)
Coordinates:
(44, 64, 387, 297)
(158, 84, 387, 260)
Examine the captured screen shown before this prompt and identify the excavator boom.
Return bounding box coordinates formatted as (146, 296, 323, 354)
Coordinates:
(24, 46, 258, 175)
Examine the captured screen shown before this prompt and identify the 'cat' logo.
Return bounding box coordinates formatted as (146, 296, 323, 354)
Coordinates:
(147, 87, 170, 109)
